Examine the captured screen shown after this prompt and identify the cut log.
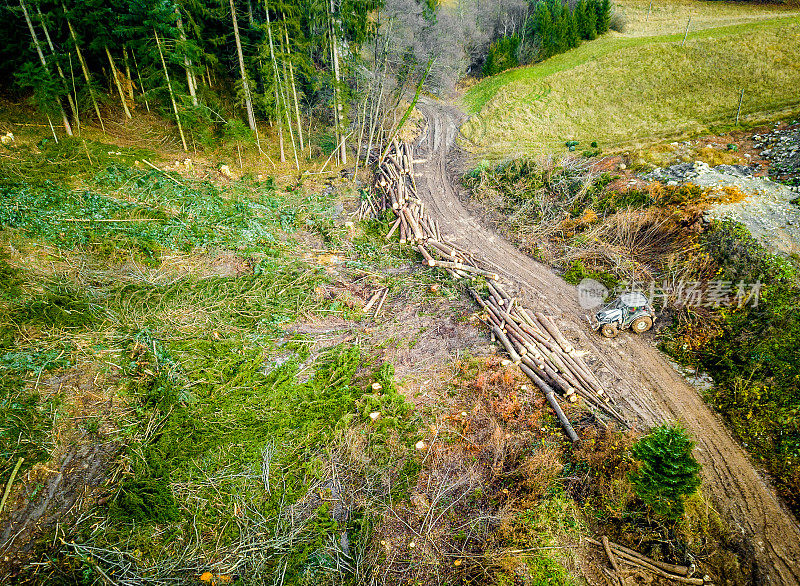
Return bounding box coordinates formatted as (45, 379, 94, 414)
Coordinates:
(491, 281, 512, 303)
(602, 536, 624, 586)
(491, 324, 521, 364)
(433, 261, 498, 280)
(520, 363, 579, 443)
(604, 539, 691, 577)
(486, 280, 505, 306)
(363, 290, 381, 312)
(535, 312, 574, 354)
(373, 288, 389, 316)
(417, 245, 436, 267)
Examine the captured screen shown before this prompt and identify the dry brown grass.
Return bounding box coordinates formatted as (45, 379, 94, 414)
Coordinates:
(363, 357, 588, 585)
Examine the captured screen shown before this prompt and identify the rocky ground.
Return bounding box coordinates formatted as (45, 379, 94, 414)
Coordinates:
(642, 122, 800, 255)
(753, 121, 800, 187)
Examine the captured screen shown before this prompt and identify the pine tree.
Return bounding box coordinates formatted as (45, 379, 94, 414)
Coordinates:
(566, 2, 579, 49)
(584, 0, 598, 40)
(18, 0, 73, 135)
(629, 424, 702, 520)
(576, 0, 593, 41)
(531, 1, 553, 60)
(596, 0, 611, 35)
(555, 2, 569, 54)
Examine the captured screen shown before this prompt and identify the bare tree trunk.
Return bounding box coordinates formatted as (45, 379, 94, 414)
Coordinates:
(229, 0, 256, 131)
(105, 46, 132, 118)
(283, 21, 304, 151)
(380, 58, 434, 164)
(278, 31, 299, 169)
(20, 0, 72, 135)
(264, 3, 285, 162)
(155, 29, 188, 152)
(358, 17, 391, 176)
(175, 8, 198, 106)
(328, 0, 346, 164)
(64, 13, 104, 132)
(36, 4, 79, 132)
(122, 46, 134, 101)
(131, 49, 150, 112)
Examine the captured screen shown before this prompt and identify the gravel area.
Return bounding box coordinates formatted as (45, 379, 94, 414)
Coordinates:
(645, 160, 800, 254)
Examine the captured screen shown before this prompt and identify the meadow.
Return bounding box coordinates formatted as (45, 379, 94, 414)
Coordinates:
(461, 2, 800, 158)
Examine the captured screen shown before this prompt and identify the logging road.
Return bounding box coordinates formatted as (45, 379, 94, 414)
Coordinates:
(412, 96, 800, 585)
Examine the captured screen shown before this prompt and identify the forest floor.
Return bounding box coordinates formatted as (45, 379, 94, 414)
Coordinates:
(413, 96, 800, 584)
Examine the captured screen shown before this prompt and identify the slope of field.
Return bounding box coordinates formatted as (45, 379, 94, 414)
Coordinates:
(619, 0, 800, 37)
(461, 11, 800, 158)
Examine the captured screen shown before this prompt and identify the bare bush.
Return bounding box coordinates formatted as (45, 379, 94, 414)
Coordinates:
(609, 7, 627, 32)
(380, 0, 528, 96)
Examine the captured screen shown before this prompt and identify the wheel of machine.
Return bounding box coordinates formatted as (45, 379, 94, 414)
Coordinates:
(631, 316, 653, 334)
(600, 323, 619, 338)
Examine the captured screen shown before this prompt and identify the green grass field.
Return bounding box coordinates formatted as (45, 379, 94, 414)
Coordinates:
(461, 2, 800, 158)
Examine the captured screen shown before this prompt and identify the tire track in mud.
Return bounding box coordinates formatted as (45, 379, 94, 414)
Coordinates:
(413, 96, 800, 585)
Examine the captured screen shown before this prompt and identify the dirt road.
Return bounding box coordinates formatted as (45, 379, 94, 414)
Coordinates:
(413, 97, 800, 585)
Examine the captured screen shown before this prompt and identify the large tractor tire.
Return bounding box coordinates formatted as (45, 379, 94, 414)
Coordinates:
(600, 323, 619, 338)
(631, 316, 653, 334)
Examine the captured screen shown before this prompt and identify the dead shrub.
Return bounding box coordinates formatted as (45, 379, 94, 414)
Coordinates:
(365, 357, 577, 585)
(558, 207, 691, 283)
(518, 445, 564, 502)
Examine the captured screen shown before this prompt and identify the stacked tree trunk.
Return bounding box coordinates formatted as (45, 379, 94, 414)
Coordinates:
(367, 141, 628, 441)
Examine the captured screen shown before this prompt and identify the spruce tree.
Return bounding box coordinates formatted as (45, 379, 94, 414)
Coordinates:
(532, 1, 554, 60)
(567, 3, 579, 48)
(575, 0, 586, 40)
(584, 0, 597, 40)
(597, 0, 611, 35)
(629, 424, 702, 521)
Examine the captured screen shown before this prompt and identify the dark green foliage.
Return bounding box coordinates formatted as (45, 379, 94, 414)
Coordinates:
(671, 220, 800, 513)
(112, 478, 180, 524)
(13, 62, 65, 118)
(15, 281, 99, 329)
(530, 2, 554, 59)
(566, 4, 579, 49)
(596, 0, 612, 34)
(1, 0, 382, 144)
(629, 425, 701, 520)
(517, 0, 610, 67)
(0, 348, 68, 485)
(577, 0, 598, 40)
(483, 35, 521, 76)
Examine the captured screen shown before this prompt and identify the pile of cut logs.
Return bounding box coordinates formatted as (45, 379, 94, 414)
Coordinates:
(366, 142, 628, 441)
(589, 536, 709, 585)
(467, 282, 628, 434)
